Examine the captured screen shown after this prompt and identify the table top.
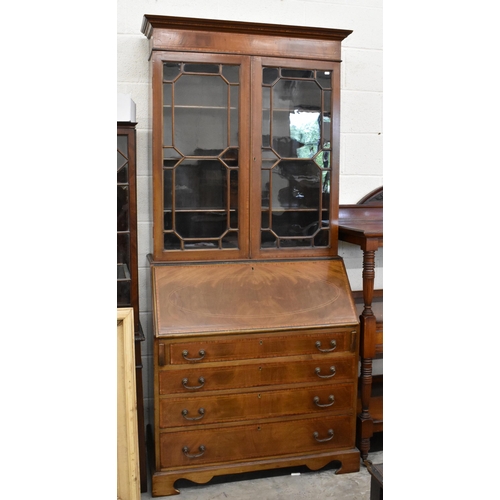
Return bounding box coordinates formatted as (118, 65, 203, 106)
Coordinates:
(338, 204, 383, 243)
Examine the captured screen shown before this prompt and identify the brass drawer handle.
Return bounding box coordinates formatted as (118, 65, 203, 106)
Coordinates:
(315, 366, 336, 379)
(182, 376, 205, 390)
(315, 340, 337, 353)
(313, 395, 335, 408)
(181, 408, 205, 421)
(182, 349, 206, 361)
(313, 429, 334, 443)
(182, 445, 206, 458)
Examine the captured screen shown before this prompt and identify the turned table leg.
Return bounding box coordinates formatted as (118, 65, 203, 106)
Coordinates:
(358, 249, 377, 461)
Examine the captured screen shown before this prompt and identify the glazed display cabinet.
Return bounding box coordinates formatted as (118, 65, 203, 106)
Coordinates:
(141, 15, 359, 497)
(117, 122, 147, 492)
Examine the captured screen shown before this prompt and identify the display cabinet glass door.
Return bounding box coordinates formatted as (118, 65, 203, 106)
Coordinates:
(154, 53, 250, 260)
(118, 133, 131, 305)
(252, 59, 340, 258)
(117, 123, 139, 322)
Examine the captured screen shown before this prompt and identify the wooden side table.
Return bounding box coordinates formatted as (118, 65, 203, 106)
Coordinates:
(339, 204, 383, 460)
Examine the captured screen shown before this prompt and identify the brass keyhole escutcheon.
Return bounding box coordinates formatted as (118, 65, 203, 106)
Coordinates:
(258, 393, 261, 398)
(259, 340, 263, 345)
(257, 426, 261, 431)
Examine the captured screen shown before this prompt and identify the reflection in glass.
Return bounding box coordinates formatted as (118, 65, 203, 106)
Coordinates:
(289, 111, 320, 158)
(271, 161, 320, 209)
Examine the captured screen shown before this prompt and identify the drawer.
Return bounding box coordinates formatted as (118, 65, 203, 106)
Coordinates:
(161, 328, 356, 366)
(159, 383, 354, 428)
(158, 414, 355, 469)
(158, 356, 356, 394)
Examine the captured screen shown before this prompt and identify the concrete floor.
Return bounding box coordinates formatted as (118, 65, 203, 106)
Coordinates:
(141, 437, 383, 500)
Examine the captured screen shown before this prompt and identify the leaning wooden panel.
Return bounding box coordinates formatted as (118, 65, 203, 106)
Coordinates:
(117, 308, 140, 500)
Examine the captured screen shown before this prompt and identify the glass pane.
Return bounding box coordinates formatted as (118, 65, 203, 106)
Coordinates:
(117, 281, 131, 307)
(117, 161, 128, 183)
(261, 229, 277, 248)
(163, 82, 172, 106)
(262, 110, 270, 147)
(117, 136, 128, 157)
(174, 108, 227, 156)
(272, 211, 321, 237)
(280, 237, 313, 248)
(163, 104, 172, 147)
(163, 169, 172, 210)
(176, 212, 227, 238)
(272, 80, 321, 158)
(184, 240, 219, 249)
(229, 169, 238, 210)
(117, 136, 128, 173)
(316, 70, 332, 89)
(271, 161, 320, 209)
(323, 117, 331, 149)
(229, 210, 238, 229)
(263, 67, 279, 85)
(117, 233, 130, 265)
(262, 86, 271, 109)
(184, 63, 220, 74)
(323, 90, 332, 114)
(164, 233, 181, 250)
(281, 69, 314, 79)
(175, 74, 227, 107)
(117, 186, 129, 231)
(314, 228, 329, 247)
(164, 211, 173, 231)
(163, 62, 181, 81)
(261, 170, 270, 209)
(222, 65, 239, 83)
(222, 231, 238, 248)
(230, 85, 239, 146)
(175, 160, 226, 209)
(261, 208, 270, 229)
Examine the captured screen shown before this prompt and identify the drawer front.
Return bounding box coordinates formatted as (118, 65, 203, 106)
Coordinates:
(159, 414, 355, 469)
(158, 356, 356, 394)
(159, 383, 354, 428)
(165, 329, 356, 366)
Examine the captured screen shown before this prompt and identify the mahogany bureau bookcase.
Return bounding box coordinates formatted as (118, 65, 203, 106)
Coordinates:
(141, 15, 360, 496)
